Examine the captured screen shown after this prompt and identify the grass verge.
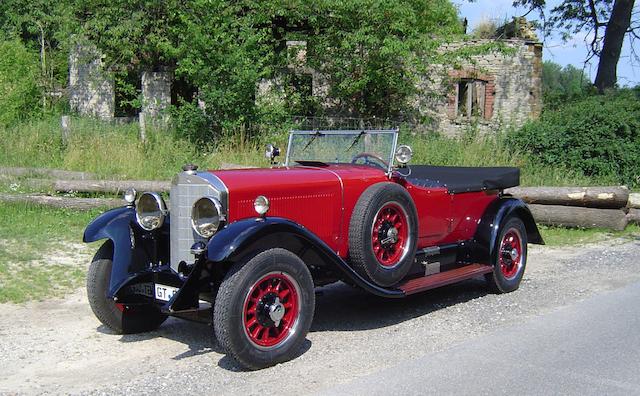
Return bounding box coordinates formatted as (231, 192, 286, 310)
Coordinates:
(0, 202, 103, 303)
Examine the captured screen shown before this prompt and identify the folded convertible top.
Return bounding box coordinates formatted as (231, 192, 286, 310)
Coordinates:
(405, 165, 520, 194)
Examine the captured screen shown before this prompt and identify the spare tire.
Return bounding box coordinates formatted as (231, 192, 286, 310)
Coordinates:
(349, 182, 418, 287)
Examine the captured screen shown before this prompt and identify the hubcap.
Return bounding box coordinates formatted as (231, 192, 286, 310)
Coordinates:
(243, 273, 300, 348)
(371, 203, 409, 267)
(499, 229, 523, 279)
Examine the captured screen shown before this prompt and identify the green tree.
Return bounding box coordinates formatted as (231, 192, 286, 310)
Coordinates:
(542, 61, 591, 107)
(0, 40, 42, 126)
(513, 0, 637, 92)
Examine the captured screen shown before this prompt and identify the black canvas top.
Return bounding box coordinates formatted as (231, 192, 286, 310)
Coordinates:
(405, 165, 520, 194)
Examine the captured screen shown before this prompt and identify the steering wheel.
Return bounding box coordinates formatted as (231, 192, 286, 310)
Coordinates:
(351, 152, 389, 170)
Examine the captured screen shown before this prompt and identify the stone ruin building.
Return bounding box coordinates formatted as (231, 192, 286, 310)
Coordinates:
(68, 18, 542, 137)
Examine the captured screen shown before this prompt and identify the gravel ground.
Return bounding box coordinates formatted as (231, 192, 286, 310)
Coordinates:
(1, 238, 639, 395)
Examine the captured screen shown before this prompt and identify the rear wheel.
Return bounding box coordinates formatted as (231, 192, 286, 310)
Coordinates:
(86, 242, 167, 334)
(485, 217, 528, 293)
(214, 248, 315, 370)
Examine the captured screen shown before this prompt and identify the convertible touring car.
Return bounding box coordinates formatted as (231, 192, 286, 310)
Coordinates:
(84, 129, 543, 369)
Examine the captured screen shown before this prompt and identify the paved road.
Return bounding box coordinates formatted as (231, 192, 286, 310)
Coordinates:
(2, 239, 640, 395)
(325, 280, 640, 395)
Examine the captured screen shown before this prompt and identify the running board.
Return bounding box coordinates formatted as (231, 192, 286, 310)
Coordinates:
(399, 264, 493, 295)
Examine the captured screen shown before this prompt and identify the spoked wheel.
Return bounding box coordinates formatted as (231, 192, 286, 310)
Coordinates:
(243, 272, 301, 349)
(214, 248, 315, 370)
(485, 217, 528, 293)
(371, 203, 410, 267)
(349, 183, 418, 287)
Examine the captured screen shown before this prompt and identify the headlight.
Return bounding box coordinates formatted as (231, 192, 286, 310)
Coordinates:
(395, 145, 413, 164)
(191, 197, 224, 238)
(135, 192, 167, 231)
(254, 195, 270, 215)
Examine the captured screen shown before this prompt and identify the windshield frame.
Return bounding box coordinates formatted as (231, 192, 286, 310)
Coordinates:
(284, 129, 399, 176)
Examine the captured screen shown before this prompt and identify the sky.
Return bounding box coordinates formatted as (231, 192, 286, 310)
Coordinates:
(454, 0, 639, 86)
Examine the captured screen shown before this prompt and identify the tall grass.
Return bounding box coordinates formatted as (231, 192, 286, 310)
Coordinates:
(0, 115, 615, 186)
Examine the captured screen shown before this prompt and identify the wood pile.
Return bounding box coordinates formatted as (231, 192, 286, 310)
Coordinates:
(505, 186, 636, 231)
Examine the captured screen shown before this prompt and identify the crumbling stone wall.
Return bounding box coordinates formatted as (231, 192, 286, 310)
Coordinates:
(68, 44, 114, 120)
(416, 39, 543, 137)
(141, 69, 173, 122)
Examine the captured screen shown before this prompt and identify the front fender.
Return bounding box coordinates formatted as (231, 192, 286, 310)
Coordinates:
(472, 197, 544, 263)
(206, 217, 405, 298)
(83, 206, 137, 297)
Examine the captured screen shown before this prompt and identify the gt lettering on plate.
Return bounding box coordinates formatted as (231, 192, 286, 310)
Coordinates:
(155, 284, 179, 302)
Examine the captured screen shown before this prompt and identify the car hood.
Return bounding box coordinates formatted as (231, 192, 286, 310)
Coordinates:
(210, 165, 388, 245)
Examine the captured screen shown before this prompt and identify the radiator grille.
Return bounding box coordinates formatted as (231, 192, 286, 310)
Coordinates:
(169, 172, 227, 271)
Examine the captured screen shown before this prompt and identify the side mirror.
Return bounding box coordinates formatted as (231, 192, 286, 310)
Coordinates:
(265, 144, 280, 164)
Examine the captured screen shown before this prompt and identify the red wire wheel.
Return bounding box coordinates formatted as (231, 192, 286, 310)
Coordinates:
(242, 272, 300, 349)
(499, 228, 523, 280)
(371, 202, 410, 267)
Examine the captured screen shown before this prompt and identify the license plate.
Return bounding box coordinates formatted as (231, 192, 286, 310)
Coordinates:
(154, 284, 179, 302)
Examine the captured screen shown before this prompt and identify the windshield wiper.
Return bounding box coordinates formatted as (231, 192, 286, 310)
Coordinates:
(301, 131, 324, 152)
(346, 130, 366, 152)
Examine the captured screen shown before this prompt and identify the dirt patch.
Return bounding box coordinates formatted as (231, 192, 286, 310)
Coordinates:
(1, 239, 639, 395)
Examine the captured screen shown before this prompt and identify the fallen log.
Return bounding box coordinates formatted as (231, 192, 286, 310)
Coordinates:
(48, 179, 170, 194)
(0, 193, 122, 211)
(628, 193, 640, 209)
(528, 204, 628, 231)
(0, 166, 96, 180)
(505, 186, 629, 209)
(627, 208, 640, 225)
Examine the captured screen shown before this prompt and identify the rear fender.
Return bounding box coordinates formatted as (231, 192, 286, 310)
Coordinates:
(206, 217, 405, 298)
(472, 197, 544, 263)
(83, 206, 138, 297)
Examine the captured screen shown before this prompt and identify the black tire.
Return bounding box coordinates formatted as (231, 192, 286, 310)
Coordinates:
(86, 242, 167, 334)
(214, 248, 315, 370)
(349, 183, 418, 287)
(485, 217, 528, 293)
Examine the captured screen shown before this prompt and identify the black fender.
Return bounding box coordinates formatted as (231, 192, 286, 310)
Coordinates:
(83, 206, 147, 298)
(205, 217, 405, 298)
(472, 197, 544, 264)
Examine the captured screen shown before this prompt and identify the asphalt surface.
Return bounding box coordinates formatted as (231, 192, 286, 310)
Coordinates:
(324, 280, 640, 396)
(1, 238, 640, 395)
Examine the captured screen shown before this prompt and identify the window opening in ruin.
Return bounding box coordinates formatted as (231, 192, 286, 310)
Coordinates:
(114, 72, 141, 117)
(456, 79, 486, 120)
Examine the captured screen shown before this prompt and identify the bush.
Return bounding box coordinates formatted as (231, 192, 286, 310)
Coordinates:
(507, 89, 640, 187)
(0, 40, 42, 126)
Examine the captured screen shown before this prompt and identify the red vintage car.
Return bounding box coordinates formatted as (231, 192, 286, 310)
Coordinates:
(84, 129, 543, 369)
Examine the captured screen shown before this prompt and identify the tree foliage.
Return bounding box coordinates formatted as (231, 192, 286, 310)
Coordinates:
(512, 0, 638, 91)
(0, 40, 42, 126)
(0, 0, 463, 135)
(542, 61, 591, 107)
(508, 89, 640, 186)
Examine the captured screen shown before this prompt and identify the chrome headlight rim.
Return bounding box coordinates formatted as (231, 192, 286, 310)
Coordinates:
(191, 196, 224, 238)
(135, 192, 168, 231)
(395, 145, 413, 165)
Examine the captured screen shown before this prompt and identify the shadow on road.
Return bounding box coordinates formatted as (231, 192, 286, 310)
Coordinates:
(104, 277, 489, 371)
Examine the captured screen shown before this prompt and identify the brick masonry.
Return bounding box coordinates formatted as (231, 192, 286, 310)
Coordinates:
(416, 39, 543, 137)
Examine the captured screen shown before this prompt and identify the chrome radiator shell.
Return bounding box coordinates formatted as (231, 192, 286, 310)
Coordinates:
(169, 171, 228, 271)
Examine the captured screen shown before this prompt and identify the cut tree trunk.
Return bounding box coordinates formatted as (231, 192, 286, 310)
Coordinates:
(505, 186, 629, 209)
(627, 193, 640, 209)
(0, 167, 96, 180)
(528, 204, 628, 231)
(627, 208, 640, 225)
(0, 193, 122, 211)
(32, 179, 171, 194)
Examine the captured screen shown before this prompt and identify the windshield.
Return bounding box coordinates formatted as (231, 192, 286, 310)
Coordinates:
(285, 130, 398, 171)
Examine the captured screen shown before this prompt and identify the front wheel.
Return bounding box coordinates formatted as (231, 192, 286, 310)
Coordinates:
(485, 217, 528, 293)
(86, 242, 167, 334)
(214, 248, 315, 370)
